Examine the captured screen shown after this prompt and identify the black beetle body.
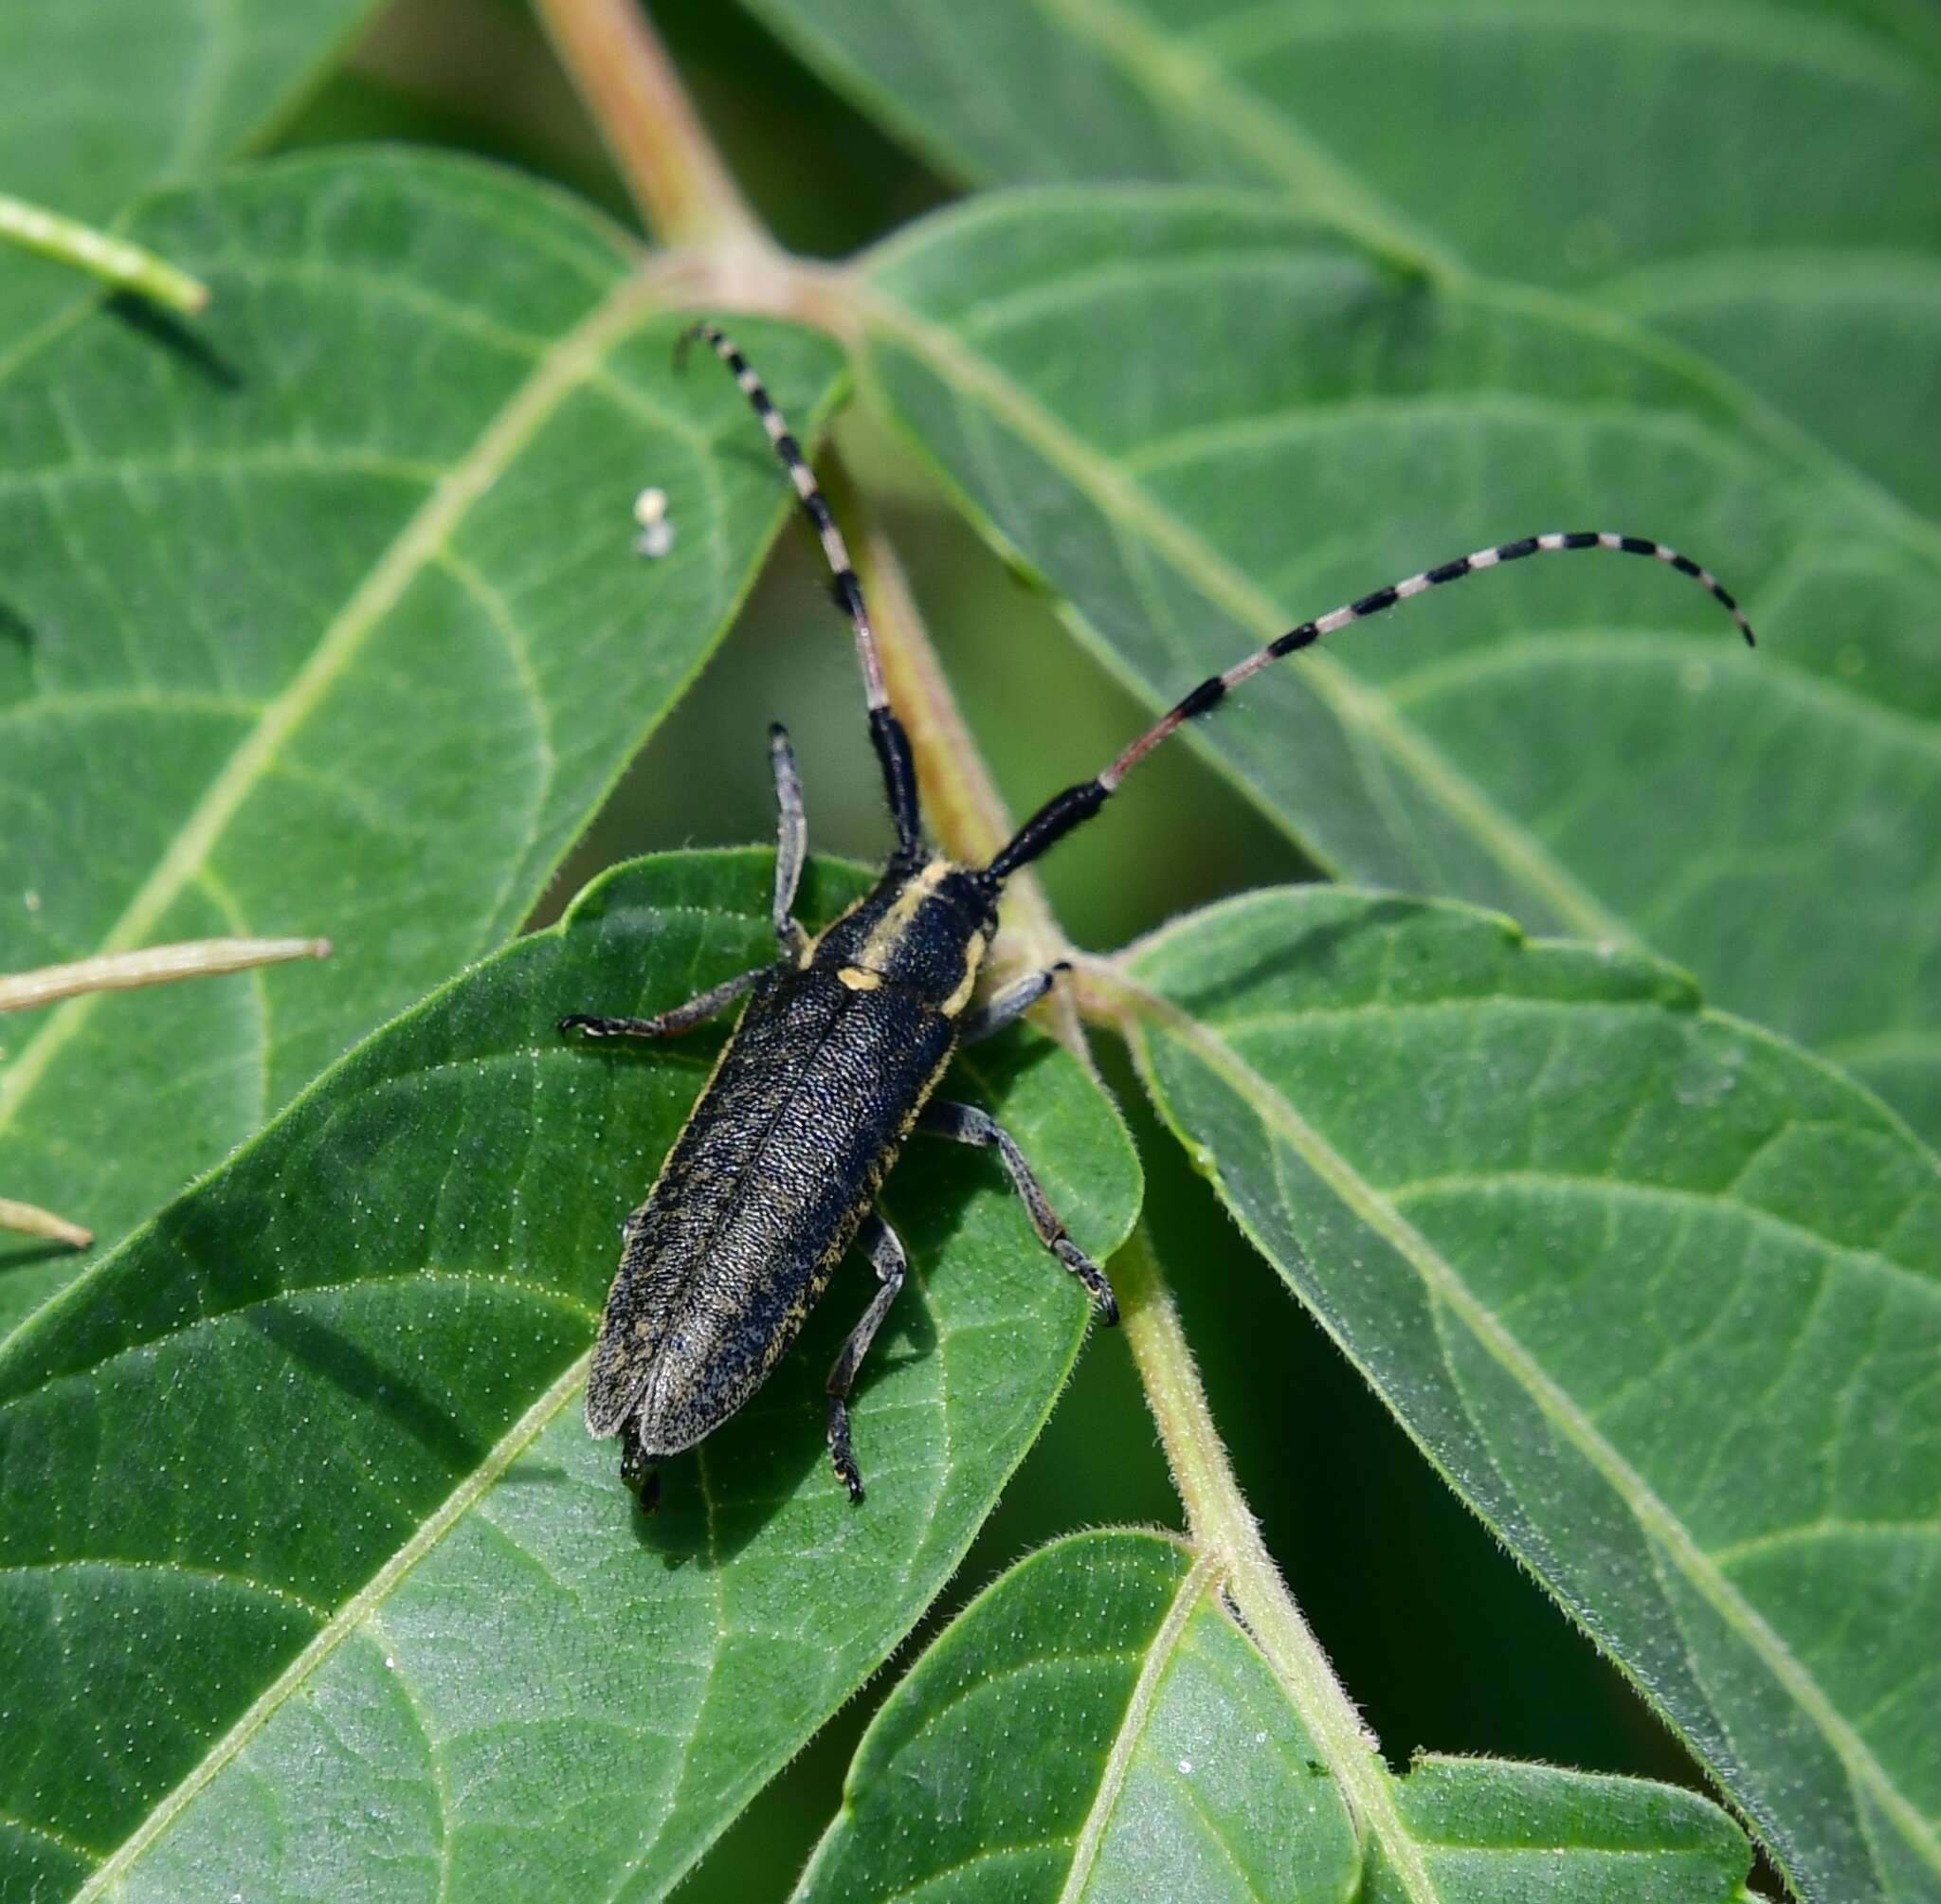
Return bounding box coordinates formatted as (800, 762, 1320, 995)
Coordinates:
(581, 857, 1002, 1493)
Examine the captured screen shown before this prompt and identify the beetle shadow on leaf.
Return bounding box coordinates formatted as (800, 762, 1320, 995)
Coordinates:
(0, 598, 33, 698)
(242, 1300, 489, 1478)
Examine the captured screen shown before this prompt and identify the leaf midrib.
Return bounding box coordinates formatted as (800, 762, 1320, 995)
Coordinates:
(864, 181, 1941, 571)
(1123, 971, 1941, 1887)
(1024, 0, 1457, 275)
(71, 1351, 594, 1897)
(0, 1266, 595, 1414)
(1386, 1168, 1932, 1299)
(1184, 0, 1935, 101)
(0, 270, 661, 1363)
(1055, 1552, 1213, 1902)
(1025, 0, 1941, 265)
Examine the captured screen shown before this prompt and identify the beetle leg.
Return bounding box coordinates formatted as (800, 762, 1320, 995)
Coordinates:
(619, 1418, 662, 1514)
(917, 1100, 1118, 1324)
(826, 1212, 908, 1503)
(560, 966, 760, 1041)
(958, 962, 1071, 1044)
(769, 723, 810, 959)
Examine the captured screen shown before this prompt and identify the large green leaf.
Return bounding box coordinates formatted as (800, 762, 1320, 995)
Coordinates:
(0, 152, 842, 1332)
(0, 0, 375, 351)
(1121, 885, 1940, 1904)
(799, 1530, 1361, 1902)
(797, 1529, 1758, 1902)
(0, 850, 1140, 1900)
(850, 189, 1941, 1136)
(742, 0, 1941, 526)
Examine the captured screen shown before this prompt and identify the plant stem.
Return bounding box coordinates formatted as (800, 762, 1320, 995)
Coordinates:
(532, 0, 767, 250)
(0, 192, 209, 314)
(843, 477, 1010, 871)
(537, 0, 1076, 1027)
(1114, 1225, 1436, 1899)
(0, 1196, 90, 1250)
(0, 937, 331, 1013)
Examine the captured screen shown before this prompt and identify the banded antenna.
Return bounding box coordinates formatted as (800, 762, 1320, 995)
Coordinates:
(682, 322, 921, 859)
(987, 532, 1753, 881)
(680, 320, 1755, 891)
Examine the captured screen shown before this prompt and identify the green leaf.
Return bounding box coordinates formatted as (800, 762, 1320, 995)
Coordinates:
(0, 152, 843, 1332)
(798, 1530, 1359, 1902)
(0, 0, 375, 349)
(852, 188, 1941, 1136)
(797, 1529, 1756, 1902)
(1364, 1755, 1756, 1904)
(1121, 885, 1941, 1903)
(0, 849, 1142, 1900)
(743, 0, 1941, 524)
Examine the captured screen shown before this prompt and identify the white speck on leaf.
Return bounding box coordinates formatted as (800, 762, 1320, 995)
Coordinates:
(634, 486, 674, 557)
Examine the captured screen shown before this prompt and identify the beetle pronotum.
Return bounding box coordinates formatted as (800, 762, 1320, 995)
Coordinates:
(564, 322, 1754, 1510)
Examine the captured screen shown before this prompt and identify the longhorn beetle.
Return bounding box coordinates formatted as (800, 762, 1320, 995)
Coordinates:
(565, 322, 1755, 1510)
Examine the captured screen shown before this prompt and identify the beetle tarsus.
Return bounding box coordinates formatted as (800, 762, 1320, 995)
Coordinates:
(822, 1213, 907, 1503)
(959, 962, 1068, 1044)
(619, 1423, 662, 1514)
(1055, 1237, 1119, 1326)
(561, 967, 762, 1043)
(828, 1402, 866, 1503)
(560, 1012, 659, 1038)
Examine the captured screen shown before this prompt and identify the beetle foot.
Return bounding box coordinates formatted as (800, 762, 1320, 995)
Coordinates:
(620, 1424, 662, 1514)
(827, 1400, 866, 1504)
(1055, 1238, 1119, 1326)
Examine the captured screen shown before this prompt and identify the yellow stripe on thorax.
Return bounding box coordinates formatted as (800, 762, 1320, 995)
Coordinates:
(811, 859, 987, 1015)
(857, 857, 954, 970)
(940, 944, 984, 1019)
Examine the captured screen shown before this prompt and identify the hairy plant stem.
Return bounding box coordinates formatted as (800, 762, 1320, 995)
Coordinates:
(820, 461, 1080, 1022)
(1114, 1225, 1433, 1897)
(533, 0, 768, 251)
(536, 7, 1410, 1874)
(548, 0, 1077, 1012)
